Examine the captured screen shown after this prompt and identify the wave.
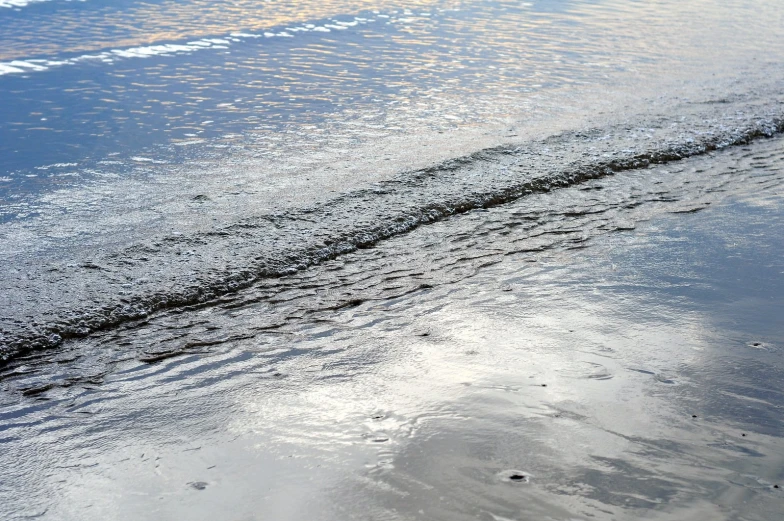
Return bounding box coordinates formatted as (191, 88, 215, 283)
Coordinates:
(0, 11, 417, 76)
(0, 0, 49, 9)
(1, 98, 782, 363)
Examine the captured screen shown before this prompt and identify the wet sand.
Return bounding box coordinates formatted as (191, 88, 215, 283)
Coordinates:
(3, 0, 784, 518)
(4, 0, 784, 358)
(1, 140, 783, 520)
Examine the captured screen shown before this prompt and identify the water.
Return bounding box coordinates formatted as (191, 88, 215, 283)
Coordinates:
(2, 0, 783, 204)
(1, 136, 783, 520)
(1, 0, 784, 518)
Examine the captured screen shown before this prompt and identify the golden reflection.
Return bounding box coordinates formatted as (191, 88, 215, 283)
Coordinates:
(0, 0, 448, 61)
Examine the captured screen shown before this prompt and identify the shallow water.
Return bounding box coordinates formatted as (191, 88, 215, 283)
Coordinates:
(1, 137, 783, 520)
(2, 0, 784, 204)
(2, 1, 784, 518)
(2, 0, 784, 353)
(2, 0, 780, 186)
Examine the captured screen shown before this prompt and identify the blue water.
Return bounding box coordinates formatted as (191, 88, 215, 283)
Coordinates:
(1, 5, 784, 516)
(1, 1, 576, 196)
(2, 0, 782, 211)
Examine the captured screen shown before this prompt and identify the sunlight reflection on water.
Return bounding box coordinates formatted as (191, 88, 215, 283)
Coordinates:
(1, 0, 782, 200)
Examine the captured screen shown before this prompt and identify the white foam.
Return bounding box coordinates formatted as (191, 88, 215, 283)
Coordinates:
(0, 0, 48, 8)
(0, 63, 26, 74)
(0, 38, 235, 76)
(34, 162, 79, 170)
(111, 44, 196, 58)
(0, 11, 419, 77)
(7, 60, 48, 71)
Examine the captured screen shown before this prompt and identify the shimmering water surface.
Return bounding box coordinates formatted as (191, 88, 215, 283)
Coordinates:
(2, 137, 784, 520)
(1, 0, 783, 206)
(1, 0, 784, 519)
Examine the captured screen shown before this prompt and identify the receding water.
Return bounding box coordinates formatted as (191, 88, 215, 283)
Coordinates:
(2, 136, 783, 521)
(1, 1, 784, 519)
(1, 0, 784, 353)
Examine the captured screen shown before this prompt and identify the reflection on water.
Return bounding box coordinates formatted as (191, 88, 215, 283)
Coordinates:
(1, 1, 784, 516)
(1, 0, 783, 202)
(1, 135, 782, 520)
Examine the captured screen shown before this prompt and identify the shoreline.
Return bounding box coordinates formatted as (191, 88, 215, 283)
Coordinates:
(2, 97, 783, 361)
(2, 137, 782, 519)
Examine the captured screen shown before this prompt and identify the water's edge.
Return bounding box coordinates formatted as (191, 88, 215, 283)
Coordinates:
(1, 98, 782, 362)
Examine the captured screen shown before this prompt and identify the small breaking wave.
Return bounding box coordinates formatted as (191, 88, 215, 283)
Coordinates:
(1, 101, 782, 362)
(0, 0, 51, 9)
(0, 10, 432, 76)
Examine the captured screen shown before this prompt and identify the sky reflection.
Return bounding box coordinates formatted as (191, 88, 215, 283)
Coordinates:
(2, 0, 783, 207)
